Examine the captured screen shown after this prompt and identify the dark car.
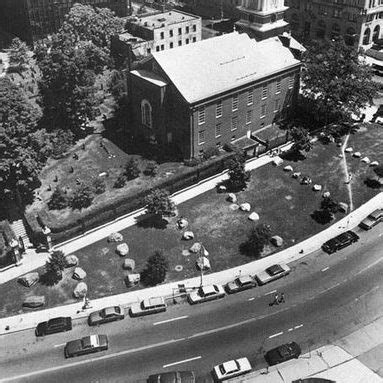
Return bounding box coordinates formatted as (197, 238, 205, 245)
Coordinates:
(265, 342, 301, 366)
(321, 231, 359, 254)
(359, 209, 383, 230)
(88, 306, 124, 326)
(35, 316, 72, 337)
(147, 371, 195, 383)
(64, 334, 108, 358)
(225, 275, 256, 294)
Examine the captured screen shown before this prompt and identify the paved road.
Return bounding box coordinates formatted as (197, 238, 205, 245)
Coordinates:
(1, 227, 383, 383)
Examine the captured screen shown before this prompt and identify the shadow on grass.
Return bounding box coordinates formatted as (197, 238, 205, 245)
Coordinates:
(280, 150, 307, 162)
(135, 214, 169, 230)
(310, 209, 334, 225)
(364, 178, 382, 189)
(39, 271, 62, 286)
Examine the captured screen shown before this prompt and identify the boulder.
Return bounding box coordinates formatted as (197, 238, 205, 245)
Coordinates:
(64, 254, 79, 268)
(107, 232, 123, 242)
(18, 272, 39, 287)
(345, 147, 353, 153)
(292, 172, 301, 179)
(312, 184, 322, 191)
(272, 157, 283, 166)
(218, 185, 227, 193)
(353, 151, 361, 158)
(177, 218, 189, 229)
(72, 267, 87, 280)
(322, 192, 331, 198)
(271, 235, 283, 247)
(361, 157, 370, 164)
(240, 203, 251, 212)
(370, 161, 379, 167)
(122, 258, 135, 271)
(182, 231, 194, 240)
(196, 256, 211, 271)
(125, 273, 140, 287)
(248, 212, 260, 221)
(300, 176, 312, 185)
(230, 204, 240, 211)
(182, 249, 191, 257)
(336, 142, 342, 147)
(227, 193, 237, 203)
(283, 165, 293, 172)
(116, 243, 129, 256)
(338, 202, 348, 213)
(189, 242, 202, 253)
(73, 282, 88, 299)
(23, 295, 45, 309)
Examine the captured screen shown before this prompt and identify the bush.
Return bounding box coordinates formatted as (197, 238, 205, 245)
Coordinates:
(141, 250, 169, 286)
(311, 209, 334, 224)
(202, 146, 220, 160)
(70, 183, 94, 210)
(92, 178, 106, 195)
(144, 161, 159, 177)
(144, 189, 175, 217)
(227, 154, 250, 192)
(113, 173, 127, 188)
(184, 158, 201, 167)
(124, 158, 140, 180)
(42, 250, 66, 285)
(48, 187, 69, 210)
(239, 224, 272, 258)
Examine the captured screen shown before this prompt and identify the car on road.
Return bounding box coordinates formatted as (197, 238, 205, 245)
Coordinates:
(147, 371, 195, 383)
(359, 209, 383, 230)
(321, 230, 359, 254)
(64, 334, 108, 358)
(264, 341, 301, 366)
(213, 357, 252, 381)
(225, 275, 256, 294)
(255, 264, 291, 286)
(88, 306, 125, 326)
(187, 284, 225, 304)
(35, 316, 72, 337)
(129, 297, 167, 317)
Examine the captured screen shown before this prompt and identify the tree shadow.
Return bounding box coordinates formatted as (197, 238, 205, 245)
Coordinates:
(135, 214, 169, 230)
(310, 209, 334, 225)
(280, 150, 306, 162)
(364, 178, 382, 189)
(39, 271, 62, 286)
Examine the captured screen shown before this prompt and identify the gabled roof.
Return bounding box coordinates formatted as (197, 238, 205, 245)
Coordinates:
(151, 32, 300, 104)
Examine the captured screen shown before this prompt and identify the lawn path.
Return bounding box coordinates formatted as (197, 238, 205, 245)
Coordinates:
(341, 134, 354, 212)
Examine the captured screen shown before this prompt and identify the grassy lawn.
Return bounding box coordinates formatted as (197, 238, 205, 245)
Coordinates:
(1, 125, 383, 318)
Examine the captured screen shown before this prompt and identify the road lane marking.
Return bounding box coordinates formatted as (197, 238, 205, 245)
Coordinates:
(163, 356, 201, 368)
(269, 331, 283, 339)
(321, 267, 329, 272)
(294, 324, 303, 330)
(248, 297, 255, 301)
(153, 316, 188, 326)
(265, 290, 277, 296)
(53, 343, 66, 348)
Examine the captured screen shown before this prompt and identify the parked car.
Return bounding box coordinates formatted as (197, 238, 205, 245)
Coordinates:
(35, 316, 72, 337)
(359, 209, 383, 230)
(64, 334, 108, 358)
(255, 264, 291, 286)
(264, 342, 301, 366)
(129, 297, 167, 317)
(225, 275, 256, 294)
(187, 284, 225, 304)
(147, 371, 195, 383)
(213, 357, 252, 381)
(321, 230, 359, 254)
(88, 306, 124, 326)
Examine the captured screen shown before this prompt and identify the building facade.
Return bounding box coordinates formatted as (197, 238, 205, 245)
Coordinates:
(285, 0, 383, 48)
(0, 0, 128, 45)
(173, 0, 242, 19)
(129, 32, 301, 159)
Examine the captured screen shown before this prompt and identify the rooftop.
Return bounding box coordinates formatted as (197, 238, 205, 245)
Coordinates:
(131, 69, 168, 87)
(118, 32, 146, 45)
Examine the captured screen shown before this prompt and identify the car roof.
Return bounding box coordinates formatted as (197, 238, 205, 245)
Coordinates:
(222, 360, 238, 373)
(266, 264, 284, 275)
(201, 285, 217, 294)
(237, 275, 253, 284)
(369, 209, 383, 219)
(144, 297, 165, 307)
(48, 317, 67, 324)
(83, 335, 99, 348)
(103, 306, 118, 315)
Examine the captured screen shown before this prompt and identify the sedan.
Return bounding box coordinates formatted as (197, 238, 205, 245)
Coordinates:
(213, 357, 252, 381)
(225, 275, 256, 294)
(64, 334, 108, 358)
(321, 230, 359, 254)
(255, 264, 291, 285)
(359, 209, 383, 230)
(187, 284, 225, 304)
(88, 306, 124, 326)
(264, 342, 301, 366)
(35, 316, 72, 337)
(147, 371, 195, 383)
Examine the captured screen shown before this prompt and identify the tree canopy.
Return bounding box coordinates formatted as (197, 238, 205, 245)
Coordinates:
(144, 189, 176, 217)
(141, 250, 169, 286)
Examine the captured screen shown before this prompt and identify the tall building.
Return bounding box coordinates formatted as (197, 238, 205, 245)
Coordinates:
(285, 0, 383, 48)
(0, 0, 128, 45)
(235, 0, 289, 40)
(129, 32, 301, 159)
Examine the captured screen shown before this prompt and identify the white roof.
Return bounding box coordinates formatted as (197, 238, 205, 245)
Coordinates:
(152, 31, 300, 104)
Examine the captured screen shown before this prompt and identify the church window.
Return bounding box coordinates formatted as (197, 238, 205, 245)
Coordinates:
(141, 99, 152, 128)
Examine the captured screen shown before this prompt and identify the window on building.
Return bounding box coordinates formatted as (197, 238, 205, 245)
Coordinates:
(232, 94, 239, 111)
(198, 106, 205, 125)
(215, 123, 222, 137)
(193, 24, 196, 32)
(260, 104, 266, 118)
(178, 40, 182, 46)
(186, 26, 189, 33)
(160, 31, 164, 39)
(170, 42, 173, 49)
(198, 130, 205, 145)
(247, 89, 253, 105)
(231, 116, 238, 131)
(246, 110, 252, 124)
(276, 79, 281, 94)
(186, 38, 189, 44)
(156, 46, 160, 52)
(160, 44, 164, 50)
(216, 101, 222, 118)
(288, 76, 294, 89)
(192, 37, 196, 42)
(141, 99, 152, 128)
(274, 99, 281, 112)
(169, 29, 173, 37)
(262, 84, 268, 99)
(178, 27, 182, 35)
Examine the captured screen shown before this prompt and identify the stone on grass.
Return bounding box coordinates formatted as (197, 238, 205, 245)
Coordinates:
(240, 203, 251, 212)
(370, 161, 379, 167)
(312, 184, 322, 191)
(218, 185, 227, 193)
(18, 272, 39, 287)
(292, 172, 301, 179)
(271, 235, 284, 247)
(227, 193, 237, 203)
(338, 202, 348, 213)
(345, 147, 353, 153)
(108, 232, 123, 242)
(301, 176, 312, 185)
(64, 254, 79, 267)
(73, 267, 87, 280)
(230, 204, 240, 211)
(73, 282, 88, 299)
(272, 157, 283, 166)
(202, 246, 209, 256)
(182, 231, 194, 240)
(116, 243, 129, 256)
(322, 192, 331, 198)
(177, 218, 188, 229)
(353, 151, 361, 158)
(190, 242, 202, 253)
(361, 157, 370, 164)
(283, 165, 293, 172)
(248, 212, 260, 221)
(23, 295, 45, 308)
(125, 273, 140, 287)
(196, 256, 211, 271)
(337, 142, 342, 147)
(182, 249, 191, 257)
(123, 258, 135, 271)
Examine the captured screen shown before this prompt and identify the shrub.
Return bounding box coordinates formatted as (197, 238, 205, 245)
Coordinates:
(202, 146, 220, 160)
(184, 158, 201, 167)
(239, 224, 272, 258)
(42, 250, 66, 285)
(311, 209, 334, 224)
(227, 154, 250, 192)
(141, 250, 169, 286)
(320, 196, 339, 214)
(124, 158, 140, 180)
(144, 188, 175, 217)
(144, 161, 159, 177)
(70, 183, 94, 210)
(113, 173, 127, 188)
(92, 178, 106, 195)
(48, 187, 69, 210)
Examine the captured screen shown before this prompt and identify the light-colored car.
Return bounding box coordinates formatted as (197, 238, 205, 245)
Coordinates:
(225, 275, 256, 294)
(255, 264, 291, 285)
(88, 306, 124, 326)
(213, 357, 252, 381)
(359, 209, 383, 230)
(64, 334, 108, 358)
(129, 297, 167, 317)
(187, 284, 225, 304)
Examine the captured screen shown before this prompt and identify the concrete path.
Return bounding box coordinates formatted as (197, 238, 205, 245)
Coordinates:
(341, 134, 354, 212)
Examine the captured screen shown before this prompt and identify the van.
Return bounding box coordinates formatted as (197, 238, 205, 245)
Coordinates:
(129, 297, 167, 317)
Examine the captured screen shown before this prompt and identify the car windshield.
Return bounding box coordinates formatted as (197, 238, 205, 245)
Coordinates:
(267, 265, 283, 276)
(278, 345, 292, 358)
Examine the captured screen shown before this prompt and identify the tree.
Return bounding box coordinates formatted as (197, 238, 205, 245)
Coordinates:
(239, 224, 272, 258)
(227, 153, 250, 192)
(124, 158, 140, 180)
(92, 178, 106, 195)
(320, 196, 339, 214)
(43, 250, 66, 285)
(141, 250, 169, 286)
(144, 189, 176, 217)
(70, 183, 94, 210)
(48, 187, 69, 210)
(289, 126, 313, 154)
(113, 173, 127, 188)
(8, 38, 30, 72)
(302, 37, 379, 125)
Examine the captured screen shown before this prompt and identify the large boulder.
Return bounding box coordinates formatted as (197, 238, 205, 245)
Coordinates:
(218, 185, 227, 193)
(292, 172, 301, 179)
(123, 258, 136, 271)
(353, 151, 361, 158)
(322, 192, 331, 198)
(338, 202, 348, 213)
(182, 231, 194, 240)
(272, 157, 283, 166)
(64, 254, 79, 268)
(248, 212, 260, 221)
(271, 235, 284, 247)
(23, 295, 45, 309)
(18, 272, 39, 287)
(345, 147, 353, 153)
(116, 243, 129, 256)
(107, 232, 123, 242)
(72, 267, 87, 280)
(361, 157, 370, 164)
(370, 161, 379, 167)
(240, 203, 251, 212)
(125, 273, 140, 287)
(312, 184, 322, 192)
(283, 165, 293, 172)
(177, 218, 189, 229)
(189, 242, 202, 253)
(73, 282, 88, 299)
(227, 193, 237, 203)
